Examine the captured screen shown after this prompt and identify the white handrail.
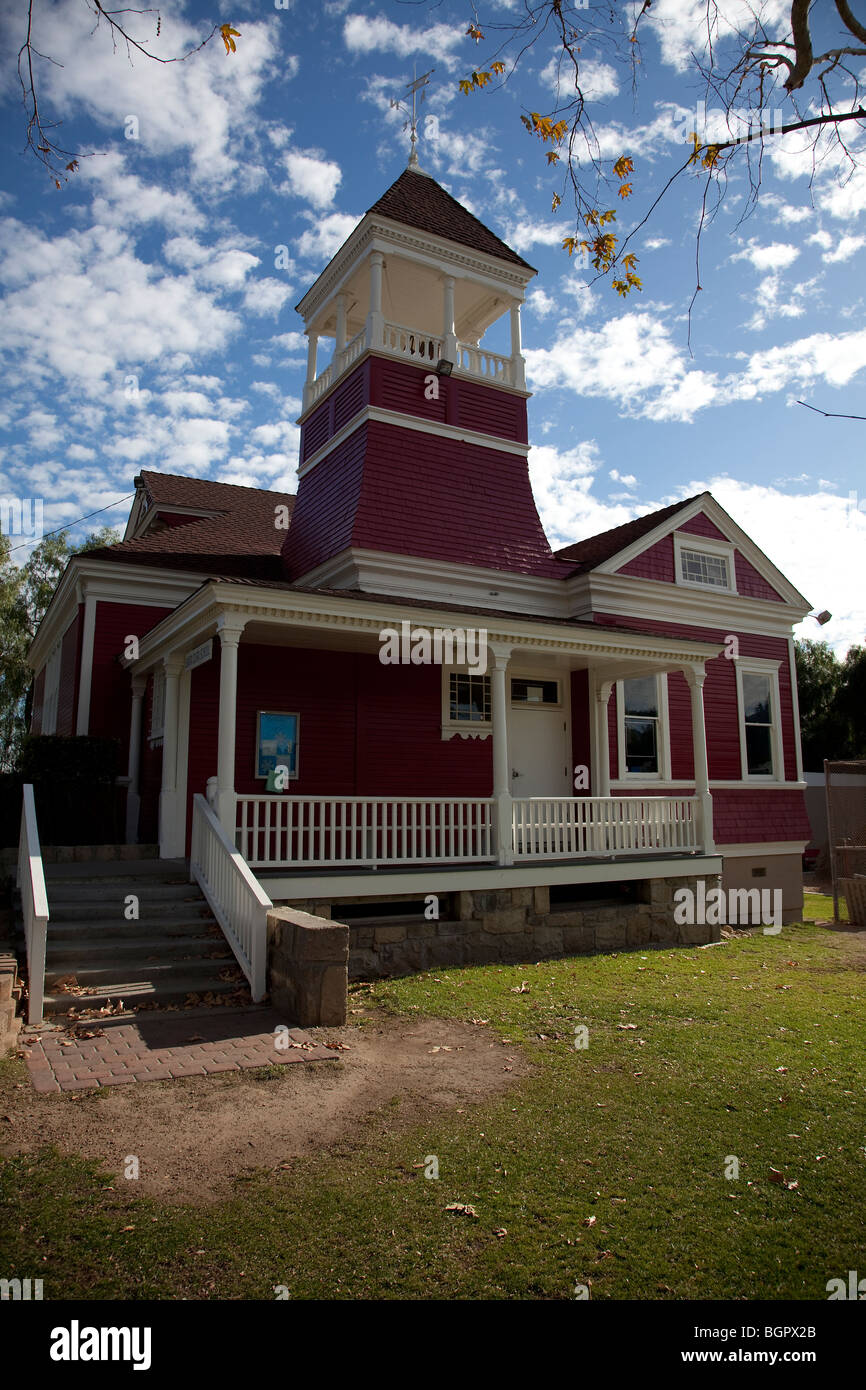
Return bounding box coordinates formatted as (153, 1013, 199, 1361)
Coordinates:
(190, 792, 272, 1002)
(18, 785, 49, 1025)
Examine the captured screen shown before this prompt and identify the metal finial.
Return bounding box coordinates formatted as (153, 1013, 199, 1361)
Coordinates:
(390, 67, 434, 172)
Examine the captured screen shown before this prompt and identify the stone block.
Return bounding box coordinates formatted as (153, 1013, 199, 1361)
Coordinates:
(533, 885, 550, 915)
(456, 891, 476, 920)
(407, 921, 438, 939)
(562, 925, 595, 954)
(595, 921, 628, 952)
(626, 916, 651, 947)
(512, 887, 533, 909)
(482, 909, 526, 934)
(374, 924, 407, 944)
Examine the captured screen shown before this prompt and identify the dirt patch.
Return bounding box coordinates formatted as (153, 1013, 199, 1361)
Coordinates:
(0, 1009, 531, 1203)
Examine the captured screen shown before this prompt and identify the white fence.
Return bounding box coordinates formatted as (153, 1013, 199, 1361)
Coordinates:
(234, 794, 701, 869)
(190, 793, 271, 1001)
(236, 795, 497, 869)
(18, 785, 49, 1025)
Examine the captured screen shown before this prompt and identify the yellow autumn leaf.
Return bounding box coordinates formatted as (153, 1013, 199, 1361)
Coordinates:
(220, 24, 240, 55)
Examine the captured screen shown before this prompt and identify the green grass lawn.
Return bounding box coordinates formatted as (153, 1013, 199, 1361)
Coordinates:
(2, 916, 865, 1300)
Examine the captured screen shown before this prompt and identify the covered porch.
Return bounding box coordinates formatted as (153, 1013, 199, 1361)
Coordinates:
(121, 583, 721, 877)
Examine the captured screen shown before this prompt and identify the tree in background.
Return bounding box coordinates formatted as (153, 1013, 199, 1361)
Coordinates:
(795, 639, 866, 770)
(0, 526, 116, 772)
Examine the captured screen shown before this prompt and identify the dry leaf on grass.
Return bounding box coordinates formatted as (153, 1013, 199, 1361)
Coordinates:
(445, 1203, 478, 1218)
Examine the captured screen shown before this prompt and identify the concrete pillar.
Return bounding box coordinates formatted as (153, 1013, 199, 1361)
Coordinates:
(125, 675, 146, 844)
(158, 657, 184, 858)
(510, 301, 526, 389)
(216, 619, 246, 838)
(684, 664, 714, 852)
(367, 251, 385, 349)
(442, 274, 458, 365)
(489, 643, 513, 865)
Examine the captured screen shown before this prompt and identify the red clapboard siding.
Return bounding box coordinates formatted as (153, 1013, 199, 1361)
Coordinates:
(88, 602, 174, 761)
(184, 647, 221, 849)
(56, 608, 82, 735)
(570, 671, 592, 789)
(285, 417, 561, 580)
(138, 673, 162, 845)
(31, 668, 45, 733)
(595, 612, 798, 784)
(713, 789, 811, 844)
(618, 534, 675, 582)
(678, 513, 728, 542)
(667, 670, 695, 779)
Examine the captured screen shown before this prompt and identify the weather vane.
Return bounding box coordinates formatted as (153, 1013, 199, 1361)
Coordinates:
(390, 67, 434, 169)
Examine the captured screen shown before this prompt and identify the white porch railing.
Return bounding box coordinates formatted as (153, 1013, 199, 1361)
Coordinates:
(236, 795, 497, 869)
(190, 793, 271, 1001)
(456, 341, 513, 385)
(382, 321, 443, 365)
(18, 785, 49, 1025)
(512, 796, 700, 859)
(233, 794, 702, 870)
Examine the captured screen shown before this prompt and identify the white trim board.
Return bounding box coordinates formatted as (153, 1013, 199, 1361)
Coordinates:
(715, 842, 809, 857)
(298, 403, 529, 480)
(262, 854, 723, 902)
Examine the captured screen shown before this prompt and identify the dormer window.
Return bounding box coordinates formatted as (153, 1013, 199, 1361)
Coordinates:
(673, 532, 736, 594)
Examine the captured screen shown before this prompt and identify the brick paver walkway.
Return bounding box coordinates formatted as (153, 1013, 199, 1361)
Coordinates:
(21, 1007, 338, 1093)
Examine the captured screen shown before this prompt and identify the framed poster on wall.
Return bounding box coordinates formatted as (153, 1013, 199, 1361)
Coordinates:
(255, 711, 299, 781)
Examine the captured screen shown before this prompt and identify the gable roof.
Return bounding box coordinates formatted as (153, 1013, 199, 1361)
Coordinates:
(556, 495, 704, 575)
(367, 167, 534, 271)
(85, 471, 296, 581)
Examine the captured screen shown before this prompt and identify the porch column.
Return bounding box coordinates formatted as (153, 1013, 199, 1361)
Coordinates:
(158, 656, 184, 859)
(489, 643, 513, 865)
(683, 664, 714, 852)
(510, 300, 526, 390)
(442, 274, 458, 366)
(216, 617, 246, 838)
(335, 292, 347, 355)
(125, 675, 146, 844)
(303, 331, 319, 411)
(593, 678, 613, 797)
(367, 251, 385, 349)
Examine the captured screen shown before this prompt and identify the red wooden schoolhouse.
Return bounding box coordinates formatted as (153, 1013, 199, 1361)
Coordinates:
(24, 161, 812, 1010)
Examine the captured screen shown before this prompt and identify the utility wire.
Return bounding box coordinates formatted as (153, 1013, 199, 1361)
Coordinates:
(4, 493, 135, 554)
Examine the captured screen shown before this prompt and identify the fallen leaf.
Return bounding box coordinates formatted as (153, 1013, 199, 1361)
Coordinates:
(445, 1203, 478, 1218)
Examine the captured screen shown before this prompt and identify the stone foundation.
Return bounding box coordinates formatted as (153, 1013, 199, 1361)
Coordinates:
(278, 875, 721, 982)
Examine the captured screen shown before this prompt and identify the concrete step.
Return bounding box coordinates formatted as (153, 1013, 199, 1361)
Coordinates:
(43, 858, 188, 882)
(44, 898, 214, 923)
(45, 955, 244, 989)
(45, 934, 232, 971)
(41, 917, 224, 944)
(42, 969, 251, 1015)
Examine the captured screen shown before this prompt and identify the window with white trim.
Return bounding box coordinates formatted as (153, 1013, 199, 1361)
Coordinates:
(150, 670, 166, 739)
(42, 642, 62, 736)
(736, 660, 783, 779)
(673, 532, 736, 593)
(615, 674, 671, 781)
(449, 672, 491, 723)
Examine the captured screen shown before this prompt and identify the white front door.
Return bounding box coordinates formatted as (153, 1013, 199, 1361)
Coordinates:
(508, 683, 571, 797)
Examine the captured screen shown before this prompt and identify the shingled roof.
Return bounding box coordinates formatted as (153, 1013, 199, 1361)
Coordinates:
(555, 495, 705, 576)
(367, 167, 534, 272)
(81, 471, 296, 581)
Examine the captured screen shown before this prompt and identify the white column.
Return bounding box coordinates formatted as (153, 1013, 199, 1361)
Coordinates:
(216, 619, 246, 838)
(684, 664, 714, 852)
(75, 593, 97, 735)
(510, 301, 526, 390)
(594, 678, 613, 797)
(367, 251, 385, 349)
(125, 675, 146, 844)
(158, 657, 184, 859)
(489, 643, 513, 865)
(442, 274, 458, 365)
(302, 331, 319, 411)
(335, 292, 347, 355)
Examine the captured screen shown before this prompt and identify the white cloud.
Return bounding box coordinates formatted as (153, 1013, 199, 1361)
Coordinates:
(823, 234, 866, 263)
(343, 14, 465, 64)
(295, 211, 362, 264)
(733, 241, 800, 273)
(282, 151, 342, 209)
(541, 54, 619, 102)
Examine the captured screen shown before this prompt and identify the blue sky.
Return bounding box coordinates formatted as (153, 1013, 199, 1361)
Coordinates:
(1, 0, 864, 652)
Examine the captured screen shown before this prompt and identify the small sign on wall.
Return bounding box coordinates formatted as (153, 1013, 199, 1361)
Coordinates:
(256, 710, 299, 783)
(184, 639, 213, 671)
